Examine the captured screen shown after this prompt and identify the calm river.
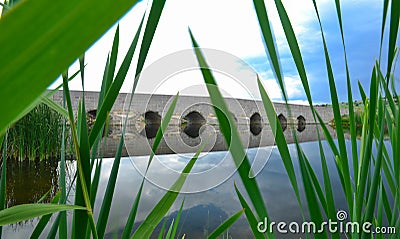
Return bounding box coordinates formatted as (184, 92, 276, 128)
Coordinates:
(2, 137, 372, 238)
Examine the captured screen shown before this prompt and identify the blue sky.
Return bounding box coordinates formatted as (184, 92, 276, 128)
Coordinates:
(5, 0, 394, 104)
(246, 0, 399, 103)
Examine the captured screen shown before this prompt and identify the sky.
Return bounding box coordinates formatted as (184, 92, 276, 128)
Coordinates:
(2, 0, 398, 104)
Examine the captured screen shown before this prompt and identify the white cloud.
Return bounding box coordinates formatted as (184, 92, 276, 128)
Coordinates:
(51, 0, 327, 94)
(259, 75, 304, 101)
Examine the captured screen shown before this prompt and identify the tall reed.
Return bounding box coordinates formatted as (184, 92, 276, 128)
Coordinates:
(5, 103, 65, 162)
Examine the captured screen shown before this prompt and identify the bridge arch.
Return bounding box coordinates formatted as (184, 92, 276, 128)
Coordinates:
(181, 111, 206, 138)
(297, 115, 306, 132)
(87, 109, 97, 118)
(278, 113, 287, 132)
(250, 112, 262, 136)
(140, 111, 161, 139)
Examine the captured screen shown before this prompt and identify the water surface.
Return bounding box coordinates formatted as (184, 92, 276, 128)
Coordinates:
(3, 138, 361, 238)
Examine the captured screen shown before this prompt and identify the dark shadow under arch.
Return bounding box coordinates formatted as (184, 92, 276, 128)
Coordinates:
(250, 112, 262, 136)
(297, 115, 306, 132)
(182, 111, 206, 138)
(140, 111, 161, 139)
(278, 113, 287, 132)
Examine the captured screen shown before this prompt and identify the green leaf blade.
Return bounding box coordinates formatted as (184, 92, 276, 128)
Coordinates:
(0, 204, 85, 226)
(207, 209, 244, 239)
(0, 0, 139, 135)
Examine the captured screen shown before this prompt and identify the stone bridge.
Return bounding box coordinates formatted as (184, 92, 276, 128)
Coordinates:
(50, 91, 347, 157)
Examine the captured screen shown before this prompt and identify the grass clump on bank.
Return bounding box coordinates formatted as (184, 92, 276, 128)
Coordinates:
(5, 104, 68, 162)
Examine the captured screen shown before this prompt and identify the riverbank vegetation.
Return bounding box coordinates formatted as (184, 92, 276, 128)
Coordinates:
(0, 0, 399, 239)
(2, 104, 67, 162)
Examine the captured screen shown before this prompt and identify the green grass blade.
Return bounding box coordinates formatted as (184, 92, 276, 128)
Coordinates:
(270, 6, 338, 221)
(44, 69, 81, 99)
(379, 0, 390, 60)
(0, 131, 7, 238)
(190, 31, 275, 239)
(30, 191, 62, 239)
(99, 55, 111, 110)
(381, 183, 393, 224)
(234, 182, 265, 239)
(0, 133, 4, 154)
(79, 55, 85, 91)
(62, 77, 97, 239)
(95, 136, 123, 238)
(206, 209, 244, 239)
(381, 146, 396, 195)
(376, 181, 384, 239)
(58, 73, 68, 239)
(41, 97, 69, 119)
(297, 148, 328, 238)
(378, 65, 397, 119)
(271, 6, 338, 216)
(170, 198, 185, 239)
(36, 189, 52, 204)
(303, 157, 328, 213)
(257, 77, 302, 206)
(273, 0, 312, 105)
(386, 0, 400, 78)
(95, 26, 119, 130)
(73, 101, 92, 239)
(332, 0, 359, 191)
(394, 107, 400, 185)
(134, 0, 167, 79)
(393, 185, 400, 229)
(315, 138, 339, 239)
(158, 219, 167, 239)
(131, 145, 204, 239)
(347, 74, 358, 188)
(121, 94, 179, 239)
(390, 214, 400, 239)
(88, 16, 144, 147)
(76, 101, 83, 144)
(358, 81, 368, 104)
(88, 30, 117, 211)
(51, 169, 83, 239)
(165, 219, 174, 239)
(264, 0, 341, 224)
(106, 26, 119, 91)
(47, 212, 62, 239)
(96, 87, 173, 237)
(148, 93, 179, 169)
(90, 159, 102, 208)
(121, 181, 145, 239)
(92, 0, 167, 146)
(356, 66, 379, 221)
(0, 0, 139, 135)
(0, 204, 85, 226)
(311, 0, 353, 216)
(361, 99, 385, 239)
(315, 113, 341, 157)
(252, 0, 287, 102)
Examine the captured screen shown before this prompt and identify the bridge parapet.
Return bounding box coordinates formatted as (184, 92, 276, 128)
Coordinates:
(49, 90, 347, 156)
